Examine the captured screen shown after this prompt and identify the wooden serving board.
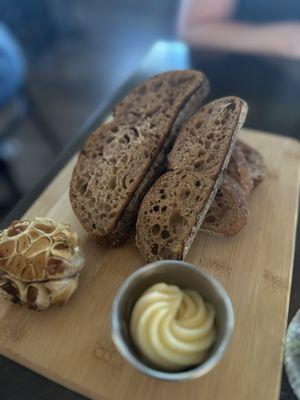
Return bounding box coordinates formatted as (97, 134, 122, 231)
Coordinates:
(0, 129, 299, 400)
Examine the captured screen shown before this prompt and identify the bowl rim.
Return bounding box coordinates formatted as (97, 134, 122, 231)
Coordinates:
(111, 260, 234, 381)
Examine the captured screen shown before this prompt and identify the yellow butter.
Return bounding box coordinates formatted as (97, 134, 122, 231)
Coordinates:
(130, 282, 216, 370)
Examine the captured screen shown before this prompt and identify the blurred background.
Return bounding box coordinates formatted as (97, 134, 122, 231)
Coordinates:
(0, 0, 299, 220)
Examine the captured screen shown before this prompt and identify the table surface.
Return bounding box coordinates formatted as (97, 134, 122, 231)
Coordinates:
(1, 41, 300, 400)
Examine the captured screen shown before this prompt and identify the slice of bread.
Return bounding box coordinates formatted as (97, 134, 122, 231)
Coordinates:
(202, 174, 249, 236)
(136, 169, 214, 260)
(237, 140, 267, 188)
(202, 141, 266, 237)
(70, 70, 209, 246)
(113, 70, 208, 125)
(167, 97, 247, 175)
(136, 97, 248, 261)
(227, 146, 253, 196)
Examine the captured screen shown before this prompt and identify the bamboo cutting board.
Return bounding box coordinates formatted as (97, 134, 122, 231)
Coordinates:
(0, 129, 299, 400)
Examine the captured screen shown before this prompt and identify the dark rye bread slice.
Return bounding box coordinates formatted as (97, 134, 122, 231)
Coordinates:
(237, 140, 267, 188)
(226, 146, 253, 195)
(70, 70, 209, 246)
(136, 97, 248, 261)
(167, 97, 247, 175)
(136, 169, 215, 260)
(113, 70, 208, 125)
(202, 174, 249, 236)
(203, 141, 266, 236)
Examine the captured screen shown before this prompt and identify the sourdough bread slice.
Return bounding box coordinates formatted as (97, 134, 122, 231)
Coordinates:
(203, 141, 266, 237)
(136, 169, 214, 260)
(114, 70, 208, 124)
(70, 70, 209, 246)
(226, 146, 253, 195)
(136, 97, 248, 261)
(202, 174, 249, 236)
(167, 97, 247, 175)
(237, 140, 267, 188)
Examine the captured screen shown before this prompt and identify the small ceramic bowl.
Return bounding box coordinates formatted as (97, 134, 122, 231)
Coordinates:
(111, 260, 234, 381)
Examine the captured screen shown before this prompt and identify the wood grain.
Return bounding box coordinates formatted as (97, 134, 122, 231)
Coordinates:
(0, 129, 299, 400)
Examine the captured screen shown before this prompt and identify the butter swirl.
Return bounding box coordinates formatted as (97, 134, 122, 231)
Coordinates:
(130, 283, 216, 370)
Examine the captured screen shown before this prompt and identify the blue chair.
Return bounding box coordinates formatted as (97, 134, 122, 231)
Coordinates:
(0, 23, 26, 106)
(0, 24, 60, 210)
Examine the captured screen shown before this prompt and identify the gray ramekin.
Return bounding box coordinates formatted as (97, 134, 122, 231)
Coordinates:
(111, 260, 234, 381)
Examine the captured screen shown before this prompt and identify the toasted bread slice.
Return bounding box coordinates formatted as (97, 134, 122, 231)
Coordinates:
(136, 97, 248, 261)
(237, 140, 267, 188)
(70, 70, 209, 246)
(227, 146, 253, 195)
(113, 70, 208, 125)
(203, 141, 266, 237)
(202, 174, 249, 236)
